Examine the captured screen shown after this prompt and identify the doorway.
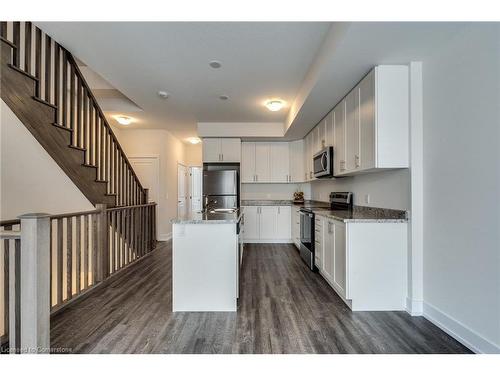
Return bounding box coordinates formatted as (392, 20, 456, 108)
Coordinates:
(189, 166, 203, 212)
(177, 163, 189, 217)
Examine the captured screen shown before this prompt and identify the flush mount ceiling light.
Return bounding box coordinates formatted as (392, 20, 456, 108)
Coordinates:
(209, 60, 222, 69)
(114, 115, 133, 125)
(157, 91, 170, 99)
(265, 99, 284, 112)
(219, 95, 229, 101)
(187, 137, 201, 144)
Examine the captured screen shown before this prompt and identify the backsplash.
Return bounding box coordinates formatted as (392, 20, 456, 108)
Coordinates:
(310, 169, 410, 210)
(241, 183, 311, 200)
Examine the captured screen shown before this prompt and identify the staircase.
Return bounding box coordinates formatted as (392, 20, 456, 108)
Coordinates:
(1, 22, 146, 207)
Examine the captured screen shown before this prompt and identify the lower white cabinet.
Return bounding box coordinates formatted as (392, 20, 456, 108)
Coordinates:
(317, 215, 407, 311)
(291, 206, 301, 248)
(242, 206, 292, 243)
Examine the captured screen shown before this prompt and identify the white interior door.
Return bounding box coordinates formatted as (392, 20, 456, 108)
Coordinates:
(129, 157, 160, 203)
(129, 156, 160, 235)
(178, 163, 188, 217)
(190, 166, 203, 212)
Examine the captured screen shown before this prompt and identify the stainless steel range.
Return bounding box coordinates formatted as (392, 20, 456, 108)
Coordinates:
(299, 192, 353, 270)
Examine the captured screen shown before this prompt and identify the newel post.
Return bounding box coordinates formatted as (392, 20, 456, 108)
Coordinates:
(144, 188, 149, 203)
(18, 213, 51, 354)
(95, 204, 109, 282)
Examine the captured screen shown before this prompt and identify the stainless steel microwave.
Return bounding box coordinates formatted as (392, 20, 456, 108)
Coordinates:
(313, 147, 334, 178)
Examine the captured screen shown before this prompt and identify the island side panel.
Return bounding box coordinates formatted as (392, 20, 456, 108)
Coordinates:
(172, 223, 238, 312)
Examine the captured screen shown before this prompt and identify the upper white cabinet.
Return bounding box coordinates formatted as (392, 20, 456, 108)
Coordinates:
(202, 138, 241, 163)
(241, 142, 256, 183)
(345, 87, 360, 172)
(241, 142, 295, 183)
(333, 99, 346, 175)
(269, 143, 290, 183)
(255, 143, 271, 182)
(334, 65, 409, 176)
(289, 140, 305, 183)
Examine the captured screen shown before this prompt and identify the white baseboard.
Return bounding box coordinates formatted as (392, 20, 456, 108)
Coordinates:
(423, 301, 500, 354)
(158, 233, 172, 242)
(243, 239, 293, 244)
(406, 297, 423, 316)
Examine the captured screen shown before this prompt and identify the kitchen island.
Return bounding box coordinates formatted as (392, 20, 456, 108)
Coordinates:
(170, 210, 243, 312)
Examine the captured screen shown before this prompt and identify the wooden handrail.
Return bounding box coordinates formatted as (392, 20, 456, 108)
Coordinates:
(64, 52, 146, 197)
(0, 219, 21, 227)
(1, 21, 147, 207)
(50, 209, 101, 220)
(106, 202, 157, 212)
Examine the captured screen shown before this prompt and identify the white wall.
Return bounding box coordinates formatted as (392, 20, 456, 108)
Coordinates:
(422, 24, 500, 353)
(0, 100, 94, 220)
(241, 183, 311, 201)
(115, 129, 185, 241)
(184, 143, 202, 166)
(309, 169, 410, 210)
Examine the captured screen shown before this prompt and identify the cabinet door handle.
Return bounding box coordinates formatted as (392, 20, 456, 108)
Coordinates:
(278, 207, 280, 214)
(221, 153, 224, 161)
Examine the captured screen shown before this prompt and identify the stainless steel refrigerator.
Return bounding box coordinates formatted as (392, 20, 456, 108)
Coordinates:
(202, 170, 239, 210)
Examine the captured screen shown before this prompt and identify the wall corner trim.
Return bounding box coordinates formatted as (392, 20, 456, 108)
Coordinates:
(406, 297, 423, 316)
(423, 301, 500, 354)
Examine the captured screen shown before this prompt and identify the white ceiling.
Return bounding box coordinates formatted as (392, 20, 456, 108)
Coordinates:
(36, 22, 470, 142)
(36, 22, 330, 141)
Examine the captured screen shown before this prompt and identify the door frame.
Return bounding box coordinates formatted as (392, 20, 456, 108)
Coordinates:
(189, 165, 203, 212)
(177, 162, 188, 216)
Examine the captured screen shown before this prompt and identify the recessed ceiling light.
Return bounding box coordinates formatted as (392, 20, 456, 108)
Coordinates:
(157, 91, 170, 99)
(265, 99, 284, 112)
(114, 115, 133, 125)
(209, 60, 222, 69)
(219, 95, 229, 101)
(187, 137, 201, 144)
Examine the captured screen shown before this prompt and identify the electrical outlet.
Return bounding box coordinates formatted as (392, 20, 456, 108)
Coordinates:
(365, 194, 370, 204)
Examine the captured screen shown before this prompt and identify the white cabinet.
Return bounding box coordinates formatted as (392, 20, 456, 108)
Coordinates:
(221, 138, 242, 162)
(259, 206, 277, 240)
(255, 143, 271, 182)
(359, 69, 376, 170)
(345, 87, 360, 173)
(334, 65, 409, 176)
(333, 99, 346, 175)
(202, 138, 241, 163)
(241, 142, 256, 183)
(202, 138, 221, 163)
(332, 220, 346, 298)
(241, 142, 294, 183)
(291, 206, 301, 248)
(242, 206, 259, 241)
(269, 143, 290, 183)
(276, 206, 291, 240)
(242, 206, 292, 243)
(325, 111, 334, 147)
(320, 218, 346, 299)
(317, 216, 407, 311)
(289, 140, 304, 183)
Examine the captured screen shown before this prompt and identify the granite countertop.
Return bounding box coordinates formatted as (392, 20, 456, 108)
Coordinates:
(171, 210, 243, 224)
(241, 200, 407, 223)
(241, 199, 329, 207)
(312, 206, 407, 223)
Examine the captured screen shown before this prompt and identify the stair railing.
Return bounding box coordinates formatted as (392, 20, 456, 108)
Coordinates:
(1, 21, 146, 207)
(0, 202, 157, 353)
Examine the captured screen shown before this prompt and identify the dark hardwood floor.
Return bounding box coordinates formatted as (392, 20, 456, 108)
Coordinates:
(50, 242, 471, 354)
